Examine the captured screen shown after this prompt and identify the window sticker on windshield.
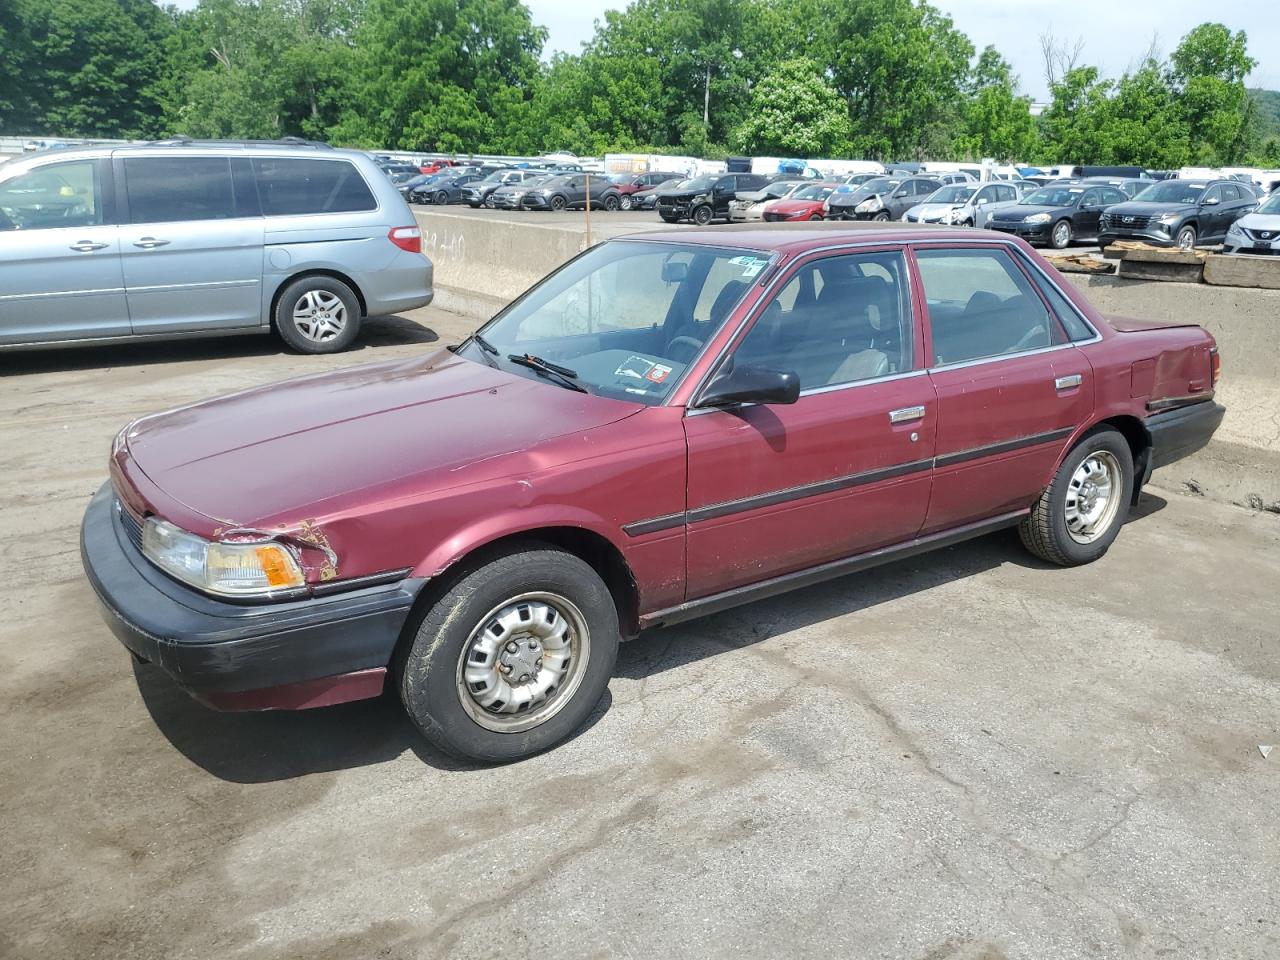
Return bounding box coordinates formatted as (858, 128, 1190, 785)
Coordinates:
(645, 363, 673, 384)
(615, 355, 657, 380)
(729, 255, 769, 277)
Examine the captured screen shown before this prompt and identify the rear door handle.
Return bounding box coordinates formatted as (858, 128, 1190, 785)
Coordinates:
(888, 405, 926, 424)
(132, 237, 170, 249)
(1055, 374, 1083, 390)
(69, 241, 109, 252)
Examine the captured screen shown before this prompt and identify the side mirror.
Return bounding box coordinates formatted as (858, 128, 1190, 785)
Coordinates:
(1202, 196, 1220, 206)
(696, 364, 800, 408)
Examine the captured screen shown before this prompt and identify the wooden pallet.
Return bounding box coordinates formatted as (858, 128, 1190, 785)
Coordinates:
(1043, 253, 1114, 275)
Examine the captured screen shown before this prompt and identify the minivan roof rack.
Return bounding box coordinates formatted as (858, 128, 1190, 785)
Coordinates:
(146, 135, 334, 149)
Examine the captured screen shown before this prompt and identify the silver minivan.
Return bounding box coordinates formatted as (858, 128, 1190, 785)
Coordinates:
(0, 140, 434, 353)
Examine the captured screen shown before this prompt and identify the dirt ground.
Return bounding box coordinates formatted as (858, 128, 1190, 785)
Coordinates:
(2, 307, 1277, 960)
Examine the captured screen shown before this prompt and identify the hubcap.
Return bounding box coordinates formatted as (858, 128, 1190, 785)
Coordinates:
(292, 290, 347, 342)
(1055, 223, 1069, 245)
(1178, 230, 1195, 250)
(455, 592, 590, 733)
(1064, 451, 1122, 544)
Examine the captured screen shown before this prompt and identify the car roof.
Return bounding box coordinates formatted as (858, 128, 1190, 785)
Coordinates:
(5, 140, 369, 165)
(618, 222, 997, 256)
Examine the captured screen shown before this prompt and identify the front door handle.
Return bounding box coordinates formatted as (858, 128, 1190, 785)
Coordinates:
(1055, 374, 1083, 390)
(888, 405, 926, 424)
(132, 237, 170, 249)
(69, 240, 109, 252)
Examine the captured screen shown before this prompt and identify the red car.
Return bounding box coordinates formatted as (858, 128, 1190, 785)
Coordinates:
(82, 227, 1223, 762)
(762, 182, 840, 221)
(418, 159, 458, 175)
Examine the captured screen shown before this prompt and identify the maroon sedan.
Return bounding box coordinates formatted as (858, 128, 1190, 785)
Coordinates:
(82, 226, 1224, 761)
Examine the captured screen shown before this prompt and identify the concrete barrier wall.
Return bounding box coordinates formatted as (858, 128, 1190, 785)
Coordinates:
(415, 209, 1278, 508)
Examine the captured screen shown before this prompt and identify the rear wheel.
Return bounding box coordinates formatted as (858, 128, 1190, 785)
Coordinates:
(397, 545, 620, 762)
(602, 194, 620, 212)
(1019, 429, 1134, 566)
(1175, 224, 1197, 250)
(274, 275, 361, 354)
(692, 205, 714, 226)
(1050, 219, 1072, 249)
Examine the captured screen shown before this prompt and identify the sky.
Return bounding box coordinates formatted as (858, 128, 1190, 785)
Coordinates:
(524, 0, 1278, 100)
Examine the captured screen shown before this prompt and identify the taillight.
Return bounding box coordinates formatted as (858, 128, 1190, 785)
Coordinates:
(1210, 347, 1220, 386)
(389, 225, 422, 254)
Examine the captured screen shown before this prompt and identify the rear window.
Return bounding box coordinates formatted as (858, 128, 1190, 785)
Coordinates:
(253, 158, 377, 216)
(125, 157, 240, 223)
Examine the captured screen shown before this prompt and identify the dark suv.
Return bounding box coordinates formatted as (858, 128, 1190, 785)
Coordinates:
(657, 173, 771, 224)
(1098, 179, 1259, 250)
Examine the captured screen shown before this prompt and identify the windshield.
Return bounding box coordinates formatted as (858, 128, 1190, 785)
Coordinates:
(1022, 187, 1083, 207)
(1257, 192, 1280, 215)
(859, 177, 897, 193)
(793, 184, 834, 200)
(481, 171, 510, 184)
(1134, 181, 1208, 204)
(929, 185, 977, 204)
(764, 181, 802, 197)
(461, 240, 768, 405)
(682, 177, 715, 192)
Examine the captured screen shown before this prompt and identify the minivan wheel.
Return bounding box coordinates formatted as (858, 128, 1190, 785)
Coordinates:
(275, 276, 361, 354)
(692, 205, 714, 225)
(1019, 428, 1134, 566)
(1175, 225, 1197, 250)
(397, 545, 620, 762)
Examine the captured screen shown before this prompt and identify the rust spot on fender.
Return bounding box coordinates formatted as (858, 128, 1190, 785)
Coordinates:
(295, 519, 338, 581)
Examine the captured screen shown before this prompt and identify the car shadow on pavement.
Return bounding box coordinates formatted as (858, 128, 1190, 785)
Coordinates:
(616, 491, 1169, 681)
(0, 314, 438, 378)
(131, 493, 1166, 782)
(132, 659, 611, 782)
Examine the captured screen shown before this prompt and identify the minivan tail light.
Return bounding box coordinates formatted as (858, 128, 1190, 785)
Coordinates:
(389, 226, 422, 254)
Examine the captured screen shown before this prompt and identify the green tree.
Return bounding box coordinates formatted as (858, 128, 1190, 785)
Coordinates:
(1169, 23, 1256, 164)
(1037, 66, 1113, 164)
(732, 58, 851, 156)
(954, 47, 1036, 162)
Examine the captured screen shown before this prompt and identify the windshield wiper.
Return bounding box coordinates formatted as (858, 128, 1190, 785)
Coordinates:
(507, 353, 588, 393)
(464, 332, 499, 367)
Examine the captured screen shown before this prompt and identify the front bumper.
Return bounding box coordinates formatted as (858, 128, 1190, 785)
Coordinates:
(1146, 400, 1225, 470)
(1098, 226, 1175, 247)
(80, 483, 425, 709)
(989, 221, 1052, 240)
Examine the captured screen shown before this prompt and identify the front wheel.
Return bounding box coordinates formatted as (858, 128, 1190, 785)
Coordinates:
(1019, 429, 1134, 566)
(434, 190, 448, 205)
(872, 211, 891, 222)
(1175, 225, 1197, 250)
(274, 275, 361, 354)
(550, 194, 568, 211)
(659, 213, 679, 223)
(692, 205, 714, 226)
(397, 545, 620, 762)
(620, 195, 634, 210)
(1050, 219, 1072, 249)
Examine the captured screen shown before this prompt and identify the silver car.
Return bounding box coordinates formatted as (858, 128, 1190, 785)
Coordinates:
(1223, 190, 1280, 255)
(903, 181, 1025, 227)
(0, 140, 434, 353)
(728, 180, 806, 222)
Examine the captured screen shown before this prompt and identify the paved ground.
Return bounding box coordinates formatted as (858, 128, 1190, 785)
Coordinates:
(2, 308, 1278, 960)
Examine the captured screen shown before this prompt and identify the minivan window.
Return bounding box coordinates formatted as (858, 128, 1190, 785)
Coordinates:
(253, 158, 377, 216)
(0, 160, 102, 231)
(125, 157, 239, 224)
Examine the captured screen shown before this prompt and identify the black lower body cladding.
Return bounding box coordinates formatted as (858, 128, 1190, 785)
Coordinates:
(1145, 400, 1225, 469)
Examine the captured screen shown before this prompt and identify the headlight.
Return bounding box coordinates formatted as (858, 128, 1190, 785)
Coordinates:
(142, 518, 306, 597)
(855, 196, 882, 213)
(1227, 221, 1242, 234)
(1157, 213, 1180, 225)
(822, 198, 830, 211)
(1024, 213, 1052, 224)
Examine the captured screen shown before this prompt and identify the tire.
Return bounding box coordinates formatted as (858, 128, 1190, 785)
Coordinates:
(692, 205, 714, 226)
(397, 545, 620, 762)
(602, 194, 620, 212)
(620, 195, 633, 210)
(550, 194, 568, 211)
(1019, 428, 1134, 567)
(274, 275, 361, 354)
(434, 190, 448, 205)
(872, 211, 891, 222)
(1050, 219, 1072, 249)
(1175, 224, 1197, 250)
(660, 213, 679, 223)
(467, 201, 481, 209)
(809, 214, 822, 221)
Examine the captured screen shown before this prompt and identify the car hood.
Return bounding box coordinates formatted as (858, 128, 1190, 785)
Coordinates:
(769, 199, 821, 215)
(910, 203, 962, 219)
(121, 349, 643, 529)
(828, 188, 882, 206)
(735, 190, 769, 203)
(1231, 212, 1280, 231)
(1104, 200, 1196, 217)
(991, 204, 1072, 220)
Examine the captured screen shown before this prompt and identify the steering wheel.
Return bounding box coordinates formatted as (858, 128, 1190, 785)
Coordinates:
(665, 335, 704, 363)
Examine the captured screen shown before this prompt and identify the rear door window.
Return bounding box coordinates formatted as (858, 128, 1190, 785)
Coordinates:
(252, 158, 378, 216)
(124, 157, 241, 223)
